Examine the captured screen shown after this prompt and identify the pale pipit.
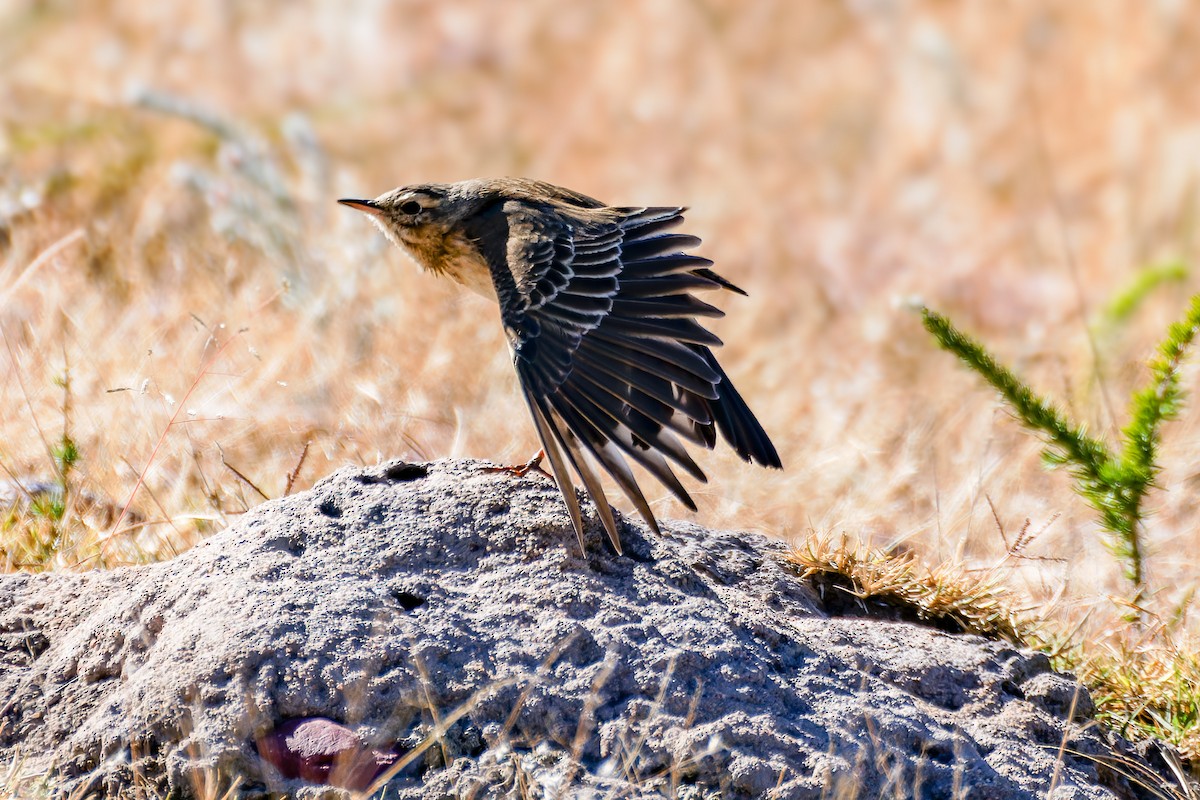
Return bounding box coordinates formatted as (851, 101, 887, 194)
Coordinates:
(339, 178, 781, 554)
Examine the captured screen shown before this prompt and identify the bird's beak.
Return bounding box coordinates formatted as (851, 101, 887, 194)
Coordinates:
(338, 198, 383, 216)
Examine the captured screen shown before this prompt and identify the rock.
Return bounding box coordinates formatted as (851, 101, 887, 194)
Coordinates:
(257, 717, 399, 790)
(0, 459, 1174, 799)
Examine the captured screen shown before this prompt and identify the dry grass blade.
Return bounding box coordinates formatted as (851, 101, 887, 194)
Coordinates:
(557, 654, 617, 798)
(0, 228, 85, 306)
(103, 330, 245, 553)
(352, 674, 526, 799)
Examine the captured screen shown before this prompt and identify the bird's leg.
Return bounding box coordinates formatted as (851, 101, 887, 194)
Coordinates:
(484, 449, 548, 478)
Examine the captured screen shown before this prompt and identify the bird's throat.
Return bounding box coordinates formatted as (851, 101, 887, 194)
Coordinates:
(394, 227, 497, 302)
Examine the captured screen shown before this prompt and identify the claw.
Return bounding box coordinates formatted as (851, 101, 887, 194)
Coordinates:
(483, 449, 548, 478)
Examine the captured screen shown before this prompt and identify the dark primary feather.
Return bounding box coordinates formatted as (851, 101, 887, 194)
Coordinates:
(468, 196, 780, 552)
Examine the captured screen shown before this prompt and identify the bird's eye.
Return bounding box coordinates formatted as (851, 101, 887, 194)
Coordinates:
(399, 200, 422, 215)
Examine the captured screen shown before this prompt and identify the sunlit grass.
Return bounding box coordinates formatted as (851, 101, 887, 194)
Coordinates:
(2, 0, 1200, 790)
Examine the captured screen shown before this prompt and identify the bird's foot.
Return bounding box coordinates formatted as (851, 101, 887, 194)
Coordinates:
(483, 450, 548, 479)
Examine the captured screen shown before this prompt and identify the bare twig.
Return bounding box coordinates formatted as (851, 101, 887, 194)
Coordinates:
(284, 440, 311, 497)
(217, 444, 269, 502)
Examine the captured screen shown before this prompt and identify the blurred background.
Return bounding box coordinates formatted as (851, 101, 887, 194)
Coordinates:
(2, 0, 1199, 625)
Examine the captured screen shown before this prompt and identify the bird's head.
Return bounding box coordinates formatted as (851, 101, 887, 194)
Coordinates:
(340, 181, 513, 295)
(339, 178, 607, 289)
(338, 183, 482, 253)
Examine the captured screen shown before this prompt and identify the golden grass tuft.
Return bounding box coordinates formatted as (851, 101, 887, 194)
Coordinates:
(788, 532, 1035, 644)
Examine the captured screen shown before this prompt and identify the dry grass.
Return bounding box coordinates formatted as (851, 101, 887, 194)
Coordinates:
(2, 0, 1200, 786)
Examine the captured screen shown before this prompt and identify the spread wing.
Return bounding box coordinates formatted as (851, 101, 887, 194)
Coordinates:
(466, 199, 781, 554)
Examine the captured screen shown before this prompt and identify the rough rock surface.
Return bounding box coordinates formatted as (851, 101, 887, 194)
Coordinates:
(0, 459, 1172, 799)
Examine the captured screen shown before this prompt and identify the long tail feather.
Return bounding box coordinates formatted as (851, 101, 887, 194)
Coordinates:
(523, 388, 585, 551)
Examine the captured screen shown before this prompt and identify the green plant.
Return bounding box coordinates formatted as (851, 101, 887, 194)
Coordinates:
(921, 295, 1200, 602)
(0, 366, 84, 569)
(1097, 259, 1189, 335)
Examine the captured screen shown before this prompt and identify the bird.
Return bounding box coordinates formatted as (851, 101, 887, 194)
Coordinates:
(338, 178, 781, 554)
